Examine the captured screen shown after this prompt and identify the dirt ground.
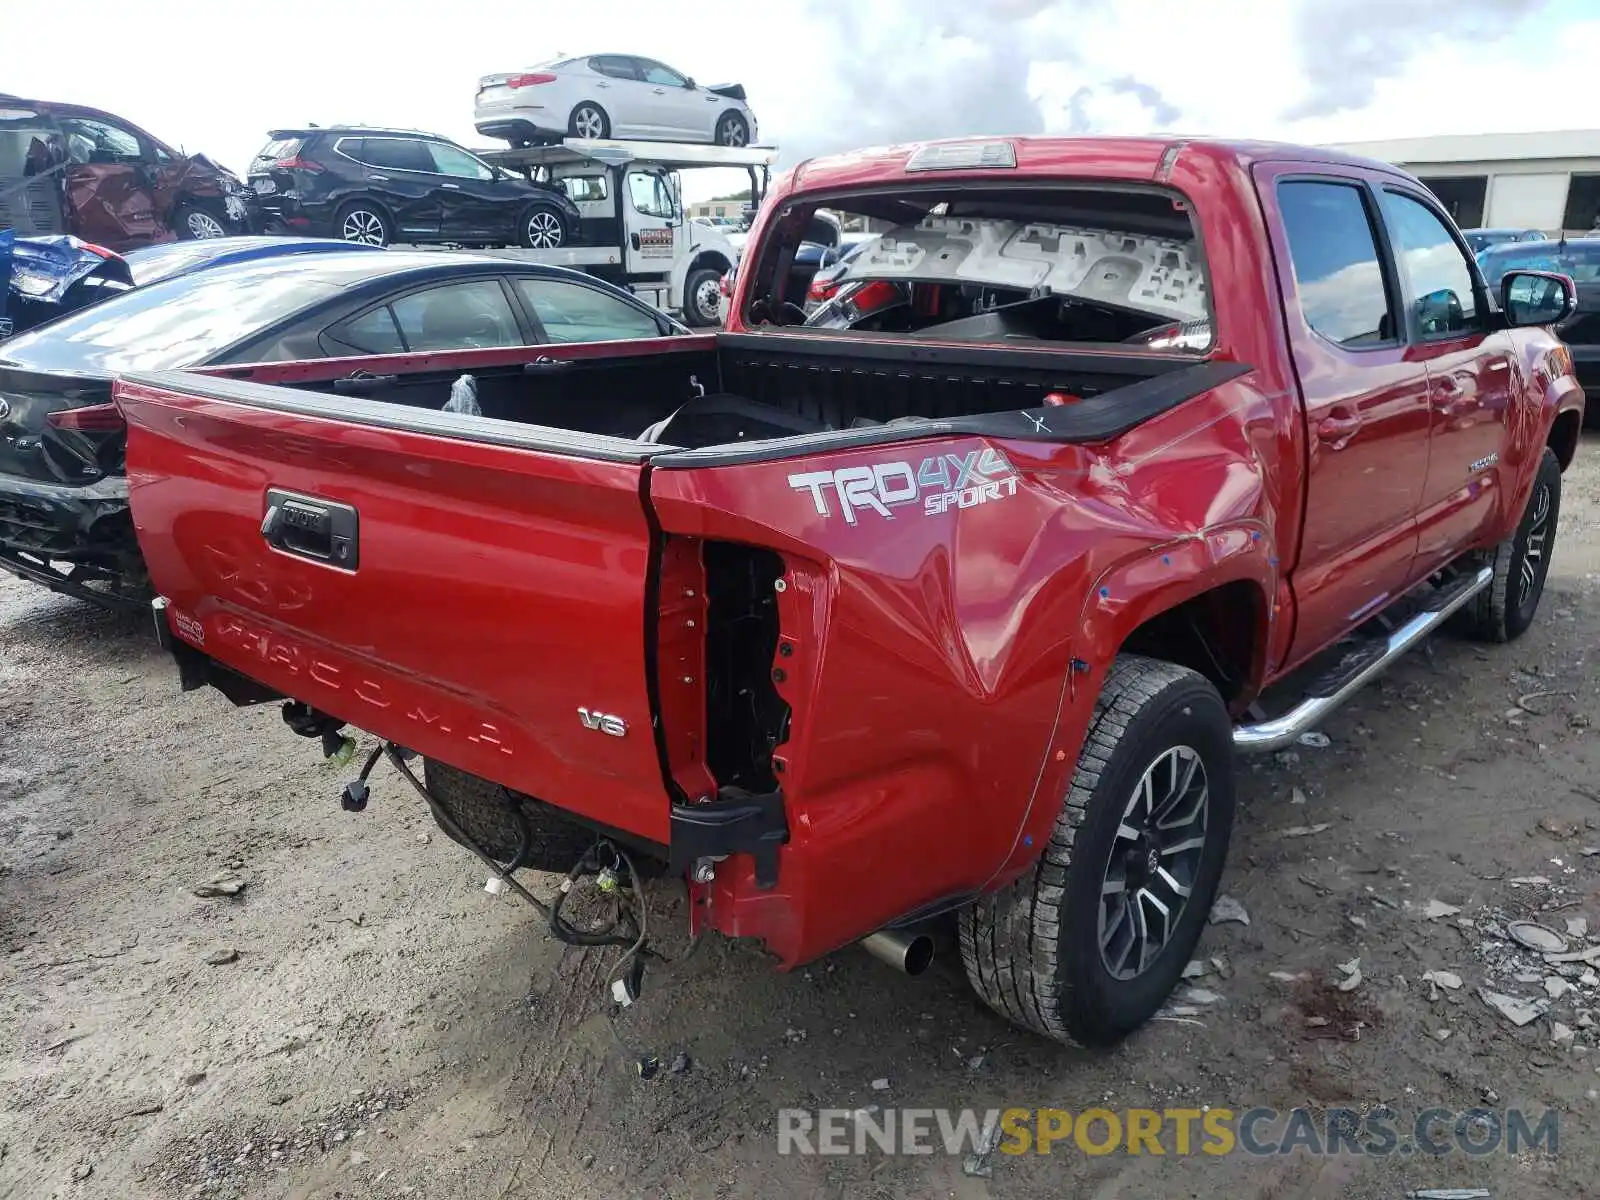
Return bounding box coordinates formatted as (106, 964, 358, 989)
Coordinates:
(3, 437, 1600, 1200)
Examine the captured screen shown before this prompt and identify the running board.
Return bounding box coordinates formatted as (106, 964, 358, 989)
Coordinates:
(1232, 565, 1492, 753)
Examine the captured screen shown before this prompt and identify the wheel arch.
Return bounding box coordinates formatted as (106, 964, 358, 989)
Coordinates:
(1548, 406, 1581, 472)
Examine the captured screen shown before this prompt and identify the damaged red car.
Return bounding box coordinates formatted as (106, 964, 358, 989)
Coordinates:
(0, 96, 251, 249)
(113, 136, 1584, 1047)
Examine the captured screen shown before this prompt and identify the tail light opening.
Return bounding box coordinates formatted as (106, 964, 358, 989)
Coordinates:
(272, 155, 323, 172)
(508, 73, 558, 88)
(45, 402, 125, 433)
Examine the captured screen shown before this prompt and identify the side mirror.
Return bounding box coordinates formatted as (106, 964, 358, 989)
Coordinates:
(684, 77, 696, 89)
(1501, 270, 1577, 328)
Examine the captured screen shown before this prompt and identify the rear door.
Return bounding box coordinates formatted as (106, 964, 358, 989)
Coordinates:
(55, 114, 169, 248)
(116, 372, 672, 843)
(338, 137, 442, 241)
(1255, 168, 1433, 661)
(424, 141, 505, 242)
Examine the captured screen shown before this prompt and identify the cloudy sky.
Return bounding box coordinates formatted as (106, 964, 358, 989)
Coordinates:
(7, 0, 1599, 199)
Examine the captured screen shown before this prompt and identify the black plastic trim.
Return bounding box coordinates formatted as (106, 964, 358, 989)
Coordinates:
(651, 359, 1254, 468)
(669, 787, 789, 889)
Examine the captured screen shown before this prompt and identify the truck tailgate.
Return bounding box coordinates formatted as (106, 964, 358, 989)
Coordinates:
(117, 372, 672, 843)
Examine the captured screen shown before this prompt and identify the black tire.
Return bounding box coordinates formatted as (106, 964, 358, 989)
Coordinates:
(960, 654, 1235, 1046)
(1454, 446, 1562, 643)
(681, 265, 724, 327)
(173, 201, 228, 240)
(714, 111, 750, 147)
(568, 102, 611, 140)
(518, 205, 567, 249)
(422, 758, 600, 873)
(334, 201, 391, 247)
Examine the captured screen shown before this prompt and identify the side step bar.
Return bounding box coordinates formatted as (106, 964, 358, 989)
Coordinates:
(1232, 565, 1492, 753)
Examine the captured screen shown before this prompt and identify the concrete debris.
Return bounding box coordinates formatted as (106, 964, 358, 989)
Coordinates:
(1422, 970, 1463, 991)
(1480, 989, 1544, 1027)
(1279, 823, 1330, 838)
(1406, 1190, 1491, 1199)
(1291, 787, 1308, 805)
(963, 1118, 1003, 1178)
(668, 1052, 692, 1075)
(1546, 976, 1574, 1000)
(1335, 958, 1363, 992)
(1539, 816, 1580, 840)
(1434, 1028, 1453, 1041)
(1507, 921, 1568, 954)
(1209, 953, 1233, 979)
(1348, 915, 1367, 929)
(1509, 876, 1553, 886)
(1270, 971, 1311, 983)
(1182, 959, 1209, 979)
(1423, 899, 1462, 920)
(1209, 895, 1250, 926)
(870, 1078, 890, 1091)
(1182, 988, 1223, 1005)
(1569, 917, 1590, 940)
(1543, 945, 1600, 965)
(1553, 1021, 1576, 1044)
(1297, 732, 1331, 748)
(203, 949, 239, 966)
(193, 875, 246, 898)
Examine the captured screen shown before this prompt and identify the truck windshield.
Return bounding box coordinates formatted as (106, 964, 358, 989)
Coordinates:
(745, 185, 1212, 351)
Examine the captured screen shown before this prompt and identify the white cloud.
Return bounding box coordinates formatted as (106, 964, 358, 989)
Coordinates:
(3, 0, 1596, 203)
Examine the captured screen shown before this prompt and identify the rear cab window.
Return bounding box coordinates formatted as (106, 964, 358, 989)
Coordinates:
(344, 138, 434, 174)
(740, 182, 1213, 352)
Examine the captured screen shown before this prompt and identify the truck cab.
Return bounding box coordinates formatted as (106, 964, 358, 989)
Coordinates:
(481, 138, 775, 326)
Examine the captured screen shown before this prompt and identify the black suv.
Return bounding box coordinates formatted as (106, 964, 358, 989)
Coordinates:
(246, 127, 582, 249)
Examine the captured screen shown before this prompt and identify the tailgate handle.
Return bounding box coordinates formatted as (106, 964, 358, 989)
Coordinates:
(332, 373, 400, 393)
(523, 356, 574, 375)
(261, 488, 360, 570)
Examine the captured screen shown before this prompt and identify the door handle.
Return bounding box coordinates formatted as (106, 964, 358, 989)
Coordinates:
(630, 232, 641, 250)
(1433, 378, 1473, 415)
(1316, 410, 1363, 448)
(442, 182, 461, 189)
(368, 174, 390, 181)
(653, 88, 667, 94)
(261, 488, 360, 569)
(523, 356, 574, 374)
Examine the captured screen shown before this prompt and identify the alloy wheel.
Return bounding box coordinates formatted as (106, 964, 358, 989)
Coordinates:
(186, 210, 227, 238)
(1098, 744, 1210, 981)
(719, 119, 748, 147)
(525, 211, 563, 248)
(1519, 482, 1553, 610)
(574, 106, 605, 139)
(341, 210, 386, 245)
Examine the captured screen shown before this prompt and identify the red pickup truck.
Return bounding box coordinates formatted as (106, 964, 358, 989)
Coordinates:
(112, 137, 1585, 1046)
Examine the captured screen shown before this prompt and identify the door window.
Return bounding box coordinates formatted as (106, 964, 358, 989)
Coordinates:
(1379, 190, 1479, 336)
(589, 55, 641, 81)
(58, 117, 145, 165)
(353, 138, 434, 173)
(329, 305, 407, 355)
(390, 280, 523, 351)
(514, 278, 661, 343)
(1277, 181, 1397, 348)
(560, 174, 608, 202)
(635, 59, 689, 87)
(627, 170, 676, 220)
(427, 143, 495, 181)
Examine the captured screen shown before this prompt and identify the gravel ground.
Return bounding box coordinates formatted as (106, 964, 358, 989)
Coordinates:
(3, 434, 1600, 1199)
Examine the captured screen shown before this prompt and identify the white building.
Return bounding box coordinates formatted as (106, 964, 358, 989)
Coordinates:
(1327, 129, 1600, 234)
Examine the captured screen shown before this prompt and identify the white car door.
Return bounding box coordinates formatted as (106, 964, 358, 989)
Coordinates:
(585, 55, 657, 138)
(630, 58, 706, 140)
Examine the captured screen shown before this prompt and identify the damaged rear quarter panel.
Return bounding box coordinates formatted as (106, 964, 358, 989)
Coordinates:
(648, 371, 1285, 965)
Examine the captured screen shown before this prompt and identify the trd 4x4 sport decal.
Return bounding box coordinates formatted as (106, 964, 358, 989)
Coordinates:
(788, 448, 1019, 524)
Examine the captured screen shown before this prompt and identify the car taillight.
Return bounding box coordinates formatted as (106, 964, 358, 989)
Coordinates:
(273, 155, 322, 172)
(808, 276, 839, 302)
(508, 73, 558, 88)
(45, 402, 125, 433)
(851, 280, 900, 312)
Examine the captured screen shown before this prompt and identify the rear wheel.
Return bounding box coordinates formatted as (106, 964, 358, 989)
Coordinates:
(960, 655, 1235, 1046)
(519, 205, 567, 249)
(714, 112, 750, 147)
(422, 759, 602, 873)
(335, 202, 391, 247)
(1454, 447, 1562, 643)
(568, 102, 610, 140)
(682, 265, 724, 327)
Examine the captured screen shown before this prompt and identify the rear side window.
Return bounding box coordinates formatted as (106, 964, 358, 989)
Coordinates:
(1277, 181, 1396, 347)
(514, 278, 661, 342)
(1378, 189, 1478, 335)
(351, 138, 434, 173)
(590, 55, 640, 81)
(332, 305, 407, 355)
(252, 137, 303, 169)
(391, 280, 523, 351)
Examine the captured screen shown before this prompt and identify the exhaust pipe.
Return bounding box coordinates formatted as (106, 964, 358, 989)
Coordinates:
(861, 929, 935, 976)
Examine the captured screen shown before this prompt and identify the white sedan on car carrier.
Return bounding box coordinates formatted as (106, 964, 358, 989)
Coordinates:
(475, 54, 758, 148)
